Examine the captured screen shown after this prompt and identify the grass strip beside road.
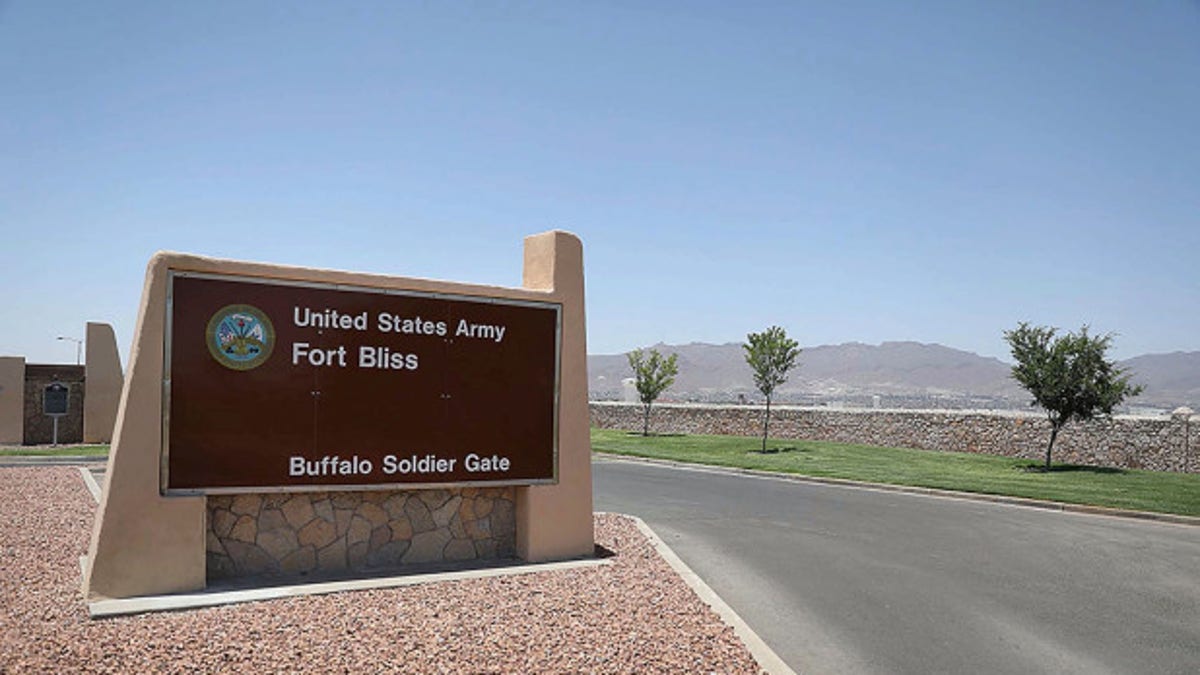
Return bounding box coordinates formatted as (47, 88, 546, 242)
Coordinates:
(0, 444, 110, 457)
(591, 428, 1200, 518)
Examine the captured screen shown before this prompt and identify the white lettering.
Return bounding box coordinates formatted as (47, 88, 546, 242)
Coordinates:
(292, 342, 347, 367)
(382, 454, 401, 474)
(455, 320, 507, 343)
(358, 346, 419, 370)
(292, 342, 309, 364)
(288, 455, 372, 476)
(293, 307, 368, 330)
(381, 454, 457, 475)
(377, 313, 447, 336)
(464, 453, 511, 472)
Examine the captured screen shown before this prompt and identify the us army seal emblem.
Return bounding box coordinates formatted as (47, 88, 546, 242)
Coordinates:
(206, 304, 275, 371)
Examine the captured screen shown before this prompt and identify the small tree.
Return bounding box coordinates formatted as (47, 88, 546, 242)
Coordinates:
(744, 326, 801, 452)
(1004, 322, 1143, 470)
(627, 348, 679, 436)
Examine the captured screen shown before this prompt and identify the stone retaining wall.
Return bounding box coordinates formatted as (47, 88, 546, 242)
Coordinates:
(590, 402, 1197, 473)
(207, 487, 516, 581)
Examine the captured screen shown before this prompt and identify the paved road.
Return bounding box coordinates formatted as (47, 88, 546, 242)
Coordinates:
(594, 456, 1200, 675)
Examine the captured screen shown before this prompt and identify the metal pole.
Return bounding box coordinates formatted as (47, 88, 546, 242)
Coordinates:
(56, 336, 83, 365)
(52, 416, 59, 447)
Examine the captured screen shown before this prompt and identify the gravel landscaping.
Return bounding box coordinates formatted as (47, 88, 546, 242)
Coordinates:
(0, 467, 762, 673)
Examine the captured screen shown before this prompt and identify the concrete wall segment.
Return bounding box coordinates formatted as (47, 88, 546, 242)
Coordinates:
(0, 357, 24, 444)
(84, 322, 123, 443)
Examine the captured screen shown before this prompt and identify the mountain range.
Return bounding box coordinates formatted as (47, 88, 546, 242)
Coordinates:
(588, 341, 1200, 412)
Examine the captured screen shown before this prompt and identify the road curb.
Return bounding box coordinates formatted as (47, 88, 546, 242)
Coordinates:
(0, 456, 107, 467)
(596, 452, 1200, 527)
(78, 467, 102, 502)
(611, 513, 796, 675)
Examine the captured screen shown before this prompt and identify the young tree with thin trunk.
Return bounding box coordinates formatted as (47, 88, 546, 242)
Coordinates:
(627, 348, 679, 436)
(1004, 322, 1143, 470)
(744, 326, 801, 452)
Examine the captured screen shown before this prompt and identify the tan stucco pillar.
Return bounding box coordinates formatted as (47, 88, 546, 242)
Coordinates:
(85, 257, 207, 600)
(0, 357, 25, 445)
(517, 231, 595, 561)
(84, 322, 123, 443)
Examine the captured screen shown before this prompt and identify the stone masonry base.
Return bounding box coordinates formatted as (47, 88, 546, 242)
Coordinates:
(206, 487, 516, 581)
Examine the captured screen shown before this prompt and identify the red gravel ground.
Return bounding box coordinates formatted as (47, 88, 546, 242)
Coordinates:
(0, 467, 763, 674)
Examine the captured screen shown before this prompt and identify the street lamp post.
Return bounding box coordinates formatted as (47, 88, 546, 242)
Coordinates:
(56, 336, 83, 366)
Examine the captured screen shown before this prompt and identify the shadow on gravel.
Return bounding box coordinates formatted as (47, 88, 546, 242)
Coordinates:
(207, 557, 513, 591)
(206, 547, 619, 593)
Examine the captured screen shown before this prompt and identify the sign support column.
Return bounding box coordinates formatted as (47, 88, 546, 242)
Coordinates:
(85, 255, 207, 600)
(517, 231, 594, 561)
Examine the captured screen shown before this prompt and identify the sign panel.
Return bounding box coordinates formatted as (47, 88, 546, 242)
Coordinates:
(44, 382, 69, 416)
(164, 272, 560, 493)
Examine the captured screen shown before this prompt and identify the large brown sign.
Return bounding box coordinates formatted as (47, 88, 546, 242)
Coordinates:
(163, 272, 560, 493)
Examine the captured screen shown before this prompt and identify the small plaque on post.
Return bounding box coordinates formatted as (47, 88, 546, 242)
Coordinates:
(44, 382, 69, 416)
(44, 381, 69, 446)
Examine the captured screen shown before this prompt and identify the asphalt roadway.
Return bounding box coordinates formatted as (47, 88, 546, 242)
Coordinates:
(594, 456, 1200, 675)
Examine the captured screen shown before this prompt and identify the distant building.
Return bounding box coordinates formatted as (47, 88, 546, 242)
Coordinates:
(622, 377, 638, 403)
(0, 322, 123, 445)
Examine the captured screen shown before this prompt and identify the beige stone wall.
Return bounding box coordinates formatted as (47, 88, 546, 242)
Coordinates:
(207, 487, 515, 580)
(591, 402, 1198, 473)
(0, 357, 24, 445)
(84, 322, 123, 443)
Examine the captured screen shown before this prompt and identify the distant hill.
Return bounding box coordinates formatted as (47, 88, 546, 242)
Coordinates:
(589, 342, 1200, 411)
(1119, 352, 1200, 410)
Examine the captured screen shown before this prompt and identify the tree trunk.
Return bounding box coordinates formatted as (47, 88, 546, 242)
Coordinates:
(761, 395, 771, 453)
(642, 403, 651, 436)
(1045, 424, 1060, 470)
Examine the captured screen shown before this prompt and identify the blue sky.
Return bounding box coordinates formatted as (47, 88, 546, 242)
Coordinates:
(2, 1, 1197, 365)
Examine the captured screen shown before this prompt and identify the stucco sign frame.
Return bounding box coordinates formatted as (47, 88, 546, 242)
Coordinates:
(85, 230, 595, 602)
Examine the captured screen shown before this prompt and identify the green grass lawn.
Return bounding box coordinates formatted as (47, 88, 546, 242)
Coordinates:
(0, 444, 110, 456)
(592, 428, 1200, 517)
